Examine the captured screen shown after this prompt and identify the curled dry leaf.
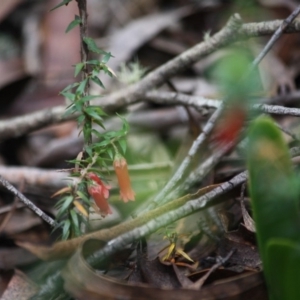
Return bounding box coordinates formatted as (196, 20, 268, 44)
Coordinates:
(61, 240, 268, 300)
(51, 186, 71, 198)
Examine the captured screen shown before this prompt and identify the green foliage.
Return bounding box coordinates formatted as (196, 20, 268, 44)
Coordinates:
(247, 116, 300, 300)
(53, 2, 130, 240)
(50, 0, 73, 12)
(83, 37, 108, 55)
(66, 15, 81, 33)
(210, 47, 262, 103)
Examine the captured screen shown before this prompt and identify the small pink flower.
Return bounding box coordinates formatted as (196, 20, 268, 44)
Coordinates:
(87, 172, 111, 198)
(113, 156, 135, 203)
(212, 106, 246, 146)
(87, 173, 112, 216)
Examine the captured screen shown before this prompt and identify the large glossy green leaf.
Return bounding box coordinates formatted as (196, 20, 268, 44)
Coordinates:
(247, 117, 300, 299)
(267, 238, 300, 300)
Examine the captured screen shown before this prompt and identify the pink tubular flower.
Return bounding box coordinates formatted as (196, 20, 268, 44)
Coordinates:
(87, 173, 112, 216)
(113, 156, 135, 203)
(212, 105, 246, 147)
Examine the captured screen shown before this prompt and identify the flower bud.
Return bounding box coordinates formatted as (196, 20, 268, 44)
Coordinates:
(113, 156, 135, 203)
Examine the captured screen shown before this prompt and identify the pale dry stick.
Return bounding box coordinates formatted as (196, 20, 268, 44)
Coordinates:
(86, 144, 300, 266)
(174, 144, 233, 234)
(146, 91, 300, 140)
(100, 18, 300, 110)
(146, 91, 300, 118)
(0, 203, 24, 214)
(167, 143, 232, 202)
(252, 4, 300, 67)
(145, 91, 220, 109)
(144, 102, 300, 209)
(145, 8, 300, 208)
(0, 106, 69, 140)
(4, 91, 300, 141)
(87, 171, 247, 266)
(1, 19, 300, 139)
(99, 14, 243, 110)
(0, 180, 24, 233)
(146, 103, 224, 211)
(0, 175, 57, 227)
(255, 103, 300, 117)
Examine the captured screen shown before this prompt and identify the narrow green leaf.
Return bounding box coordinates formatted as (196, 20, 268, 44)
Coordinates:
(63, 104, 77, 117)
(93, 119, 106, 130)
(78, 95, 100, 104)
(93, 106, 107, 116)
(76, 78, 88, 94)
(56, 196, 73, 219)
(70, 209, 79, 228)
(70, 209, 81, 236)
(74, 62, 84, 77)
(117, 113, 129, 133)
(62, 219, 71, 240)
(94, 139, 110, 147)
(101, 52, 113, 64)
(91, 69, 99, 77)
(54, 197, 68, 209)
(75, 101, 83, 112)
(107, 148, 113, 159)
(86, 60, 100, 65)
(118, 138, 127, 154)
(91, 129, 102, 138)
(83, 37, 107, 55)
(66, 15, 81, 33)
(51, 221, 64, 234)
(266, 238, 300, 300)
(84, 106, 103, 121)
(247, 116, 300, 298)
(61, 92, 76, 102)
(50, 0, 72, 11)
(77, 114, 85, 125)
(85, 146, 93, 158)
(91, 76, 105, 89)
(60, 82, 79, 93)
(76, 191, 91, 205)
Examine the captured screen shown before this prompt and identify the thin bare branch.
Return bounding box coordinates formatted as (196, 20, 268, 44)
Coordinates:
(0, 175, 57, 227)
(254, 103, 300, 116)
(146, 103, 224, 211)
(99, 17, 300, 110)
(252, 4, 300, 66)
(87, 171, 247, 266)
(144, 90, 220, 109)
(146, 91, 300, 118)
(0, 106, 71, 139)
(77, 143, 300, 266)
(1, 18, 300, 139)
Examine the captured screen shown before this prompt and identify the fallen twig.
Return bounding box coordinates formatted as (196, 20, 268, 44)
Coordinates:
(0, 175, 57, 227)
(1, 17, 300, 139)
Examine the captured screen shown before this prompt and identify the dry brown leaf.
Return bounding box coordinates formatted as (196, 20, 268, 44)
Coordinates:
(240, 199, 256, 233)
(97, 6, 193, 89)
(61, 240, 268, 300)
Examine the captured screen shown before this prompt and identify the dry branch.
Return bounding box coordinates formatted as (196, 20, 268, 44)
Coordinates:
(0, 175, 57, 227)
(1, 17, 300, 139)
